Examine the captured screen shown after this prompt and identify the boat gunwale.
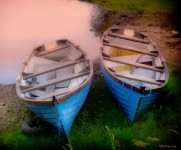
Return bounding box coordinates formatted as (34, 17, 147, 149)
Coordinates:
(16, 39, 93, 106)
(100, 26, 169, 95)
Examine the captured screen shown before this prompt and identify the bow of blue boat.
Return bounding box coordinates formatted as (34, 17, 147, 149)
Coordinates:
(16, 39, 93, 137)
(100, 26, 169, 122)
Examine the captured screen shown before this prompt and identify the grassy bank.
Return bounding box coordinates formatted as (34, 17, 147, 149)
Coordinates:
(83, 0, 180, 30)
(0, 72, 181, 150)
(82, 0, 175, 12)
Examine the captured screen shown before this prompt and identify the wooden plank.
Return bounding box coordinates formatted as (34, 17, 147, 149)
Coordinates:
(23, 59, 86, 79)
(36, 45, 70, 57)
(22, 72, 33, 76)
(19, 84, 33, 89)
(140, 61, 153, 66)
(102, 52, 110, 58)
(103, 41, 157, 57)
(103, 57, 164, 73)
(108, 32, 149, 44)
(155, 66, 165, 70)
(22, 71, 90, 94)
(35, 86, 78, 100)
(114, 72, 163, 86)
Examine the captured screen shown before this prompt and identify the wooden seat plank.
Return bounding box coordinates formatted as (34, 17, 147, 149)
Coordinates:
(103, 57, 164, 73)
(22, 71, 90, 94)
(114, 72, 163, 86)
(35, 86, 78, 100)
(103, 41, 157, 57)
(108, 32, 149, 44)
(36, 45, 70, 57)
(23, 59, 86, 79)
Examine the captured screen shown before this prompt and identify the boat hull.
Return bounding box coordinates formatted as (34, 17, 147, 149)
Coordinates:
(25, 82, 91, 136)
(100, 62, 160, 122)
(16, 39, 93, 137)
(99, 26, 168, 122)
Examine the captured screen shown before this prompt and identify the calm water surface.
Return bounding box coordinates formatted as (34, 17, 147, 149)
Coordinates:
(0, 0, 100, 84)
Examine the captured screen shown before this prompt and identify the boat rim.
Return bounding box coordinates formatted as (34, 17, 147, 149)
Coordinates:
(100, 26, 169, 95)
(16, 39, 93, 106)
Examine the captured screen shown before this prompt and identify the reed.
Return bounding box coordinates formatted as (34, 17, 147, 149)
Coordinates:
(105, 126, 116, 150)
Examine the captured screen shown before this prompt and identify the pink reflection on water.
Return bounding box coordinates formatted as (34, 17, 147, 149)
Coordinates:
(0, 0, 100, 84)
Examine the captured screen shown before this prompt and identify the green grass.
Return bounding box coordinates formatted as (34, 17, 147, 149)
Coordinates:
(1, 73, 181, 149)
(0, 128, 63, 150)
(81, 0, 175, 13)
(82, 0, 178, 28)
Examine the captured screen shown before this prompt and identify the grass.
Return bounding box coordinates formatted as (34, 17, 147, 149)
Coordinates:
(0, 128, 65, 150)
(105, 126, 116, 150)
(0, 73, 181, 150)
(83, 0, 179, 29)
(82, 0, 175, 13)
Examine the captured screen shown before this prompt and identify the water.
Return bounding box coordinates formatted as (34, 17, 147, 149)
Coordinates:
(0, 0, 101, 84)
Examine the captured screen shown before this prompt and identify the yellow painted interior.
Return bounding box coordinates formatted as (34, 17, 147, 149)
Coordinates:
(114, 65, 132, 72)
(109, 48, 138, 57)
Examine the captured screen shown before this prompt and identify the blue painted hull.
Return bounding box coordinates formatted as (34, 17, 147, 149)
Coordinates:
(100, 63, 160, 122)
(26, 83, 91, 137)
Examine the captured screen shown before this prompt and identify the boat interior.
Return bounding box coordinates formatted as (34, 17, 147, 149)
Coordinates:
(20, 40, 90, 100)
(102, 28, 166, 90)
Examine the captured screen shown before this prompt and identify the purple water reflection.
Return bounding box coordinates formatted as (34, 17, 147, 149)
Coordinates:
(0, 0, 100, 84)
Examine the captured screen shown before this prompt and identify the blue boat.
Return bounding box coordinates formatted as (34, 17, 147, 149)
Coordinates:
(100, 26, 169, 122)
(16, 39, 93, 137)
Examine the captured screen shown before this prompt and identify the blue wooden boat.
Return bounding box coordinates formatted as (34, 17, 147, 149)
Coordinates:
(100, 26, 169, 122)
(16, 39, 93, 137)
